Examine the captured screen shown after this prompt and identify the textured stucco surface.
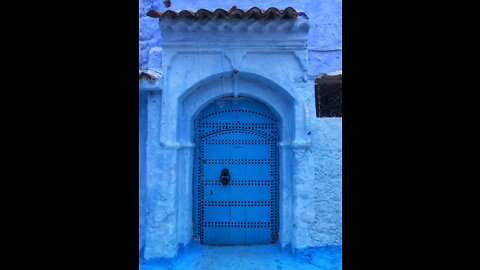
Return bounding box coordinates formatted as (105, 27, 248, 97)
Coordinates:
(308, 118, 342, 246)
(139, 0, 342, 76)
(139, 0, 342, 261)
(139, 92, 148, 257)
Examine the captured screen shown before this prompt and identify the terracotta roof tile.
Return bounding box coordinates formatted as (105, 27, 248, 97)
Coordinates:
(139, 70, 159, 82)
(147, 7, 305, 20)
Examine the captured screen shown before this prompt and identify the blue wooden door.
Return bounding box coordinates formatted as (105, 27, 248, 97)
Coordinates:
(194, 97, 279, 245)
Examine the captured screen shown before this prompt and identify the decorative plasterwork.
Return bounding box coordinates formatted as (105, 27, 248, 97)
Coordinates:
(158, 18, 309, 34)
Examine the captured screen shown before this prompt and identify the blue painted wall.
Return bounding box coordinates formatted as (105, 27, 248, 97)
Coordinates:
(139, 0, 342, 259)
(139, 0, 342, 76)
(139, 92, 148, 256)
(309, 118, 342, 246)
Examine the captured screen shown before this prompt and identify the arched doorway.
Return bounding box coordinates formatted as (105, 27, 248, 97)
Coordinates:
(193, 96, 280, 245)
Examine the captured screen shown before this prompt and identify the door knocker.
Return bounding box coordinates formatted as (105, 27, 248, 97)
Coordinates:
(220, 168, 230, 185)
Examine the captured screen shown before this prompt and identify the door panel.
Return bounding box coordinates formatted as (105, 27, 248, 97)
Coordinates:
(194, 97, 279, 245)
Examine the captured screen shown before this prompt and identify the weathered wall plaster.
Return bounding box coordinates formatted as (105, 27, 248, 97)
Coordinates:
(309, 118, 342, 246)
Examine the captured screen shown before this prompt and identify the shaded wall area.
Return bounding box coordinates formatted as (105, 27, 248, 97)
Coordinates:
(139, 92, 148, 257)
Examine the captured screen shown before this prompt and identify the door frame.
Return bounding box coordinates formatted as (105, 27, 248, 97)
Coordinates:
(175, 71, 313, 248)
(143, 70, 315, 258)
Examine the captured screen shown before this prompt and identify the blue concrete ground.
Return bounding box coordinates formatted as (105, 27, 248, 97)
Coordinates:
(140, 243, 341, 270)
